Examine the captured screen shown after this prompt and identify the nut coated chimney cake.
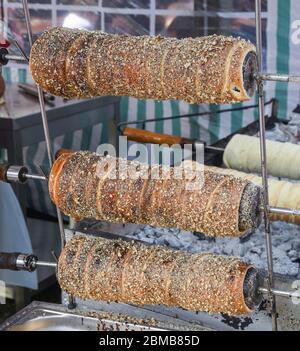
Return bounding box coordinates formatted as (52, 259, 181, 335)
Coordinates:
(49, 151, 262, 237)
(29, 27, 256, 104)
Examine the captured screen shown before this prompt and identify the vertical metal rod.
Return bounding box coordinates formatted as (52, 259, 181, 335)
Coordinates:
(203, 0, 208, 36)
(12, 39, 29, 63)
(255, 0, 277, 331)
(21, 0, 33, 46)
(21, 0, 65, 250)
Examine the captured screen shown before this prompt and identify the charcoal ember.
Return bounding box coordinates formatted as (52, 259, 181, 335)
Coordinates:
(292, 240, 300, 252)
(277, 243, 292, 252)
(287, 250, 298, 259)
(129, 220, 300, 278)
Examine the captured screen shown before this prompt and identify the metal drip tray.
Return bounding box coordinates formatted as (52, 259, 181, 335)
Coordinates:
(4, 314, 164, 332)
(0, 303, 164, 331)
(5, 315, 108, 331)
(5, 315, 163, 331)
(0, 301, 208, 331)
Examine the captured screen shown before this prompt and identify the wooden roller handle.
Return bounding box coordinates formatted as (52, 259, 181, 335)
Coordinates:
(123, 127, 195, 146)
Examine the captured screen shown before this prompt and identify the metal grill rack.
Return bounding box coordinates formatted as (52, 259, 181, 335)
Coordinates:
(1, 0, 300, 331)
(254, 0, 300, 331)
(116, 99, 276, 133)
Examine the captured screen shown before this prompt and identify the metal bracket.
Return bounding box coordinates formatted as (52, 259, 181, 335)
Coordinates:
(255, 0, 278, 331)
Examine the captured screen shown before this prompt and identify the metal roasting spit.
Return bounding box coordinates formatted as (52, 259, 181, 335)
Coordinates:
(1, 0, 300, 331)
(0, 164, 47, 183)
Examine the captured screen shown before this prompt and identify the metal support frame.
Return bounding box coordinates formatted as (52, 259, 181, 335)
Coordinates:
(3, 54, 27, 62)
(21, 0, 65, 250)
(255, 0, 278, 331)
(21, 0, 75, 307)
(259, 287, 300, 301)
(255, 0, 300, 331)
(260, 74, 300, 83)
(269, 206, 300, 217)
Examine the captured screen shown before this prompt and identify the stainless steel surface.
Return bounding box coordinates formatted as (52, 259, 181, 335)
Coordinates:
(205, 145, 224, 152)
(259, 287, 300, 300)
(260, 74, 300, 83)
(24, 173, 47, 181)
(269, 206, 300, 217)
(16, 253, 37, 272)
(2, 251, 55, 271)
(0, 301, 208, 331)
(5, 165, 47, 183)
(22, 0, 66, 252)
(255, 0, 278, 331)
(4, 54, 27, 62)
(15, 254, 29, 270)
(192, 141, 225, 152)
(6, 165, 28, 184)
(15, 255, 56, 270)
(35, 260, 57, 268)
